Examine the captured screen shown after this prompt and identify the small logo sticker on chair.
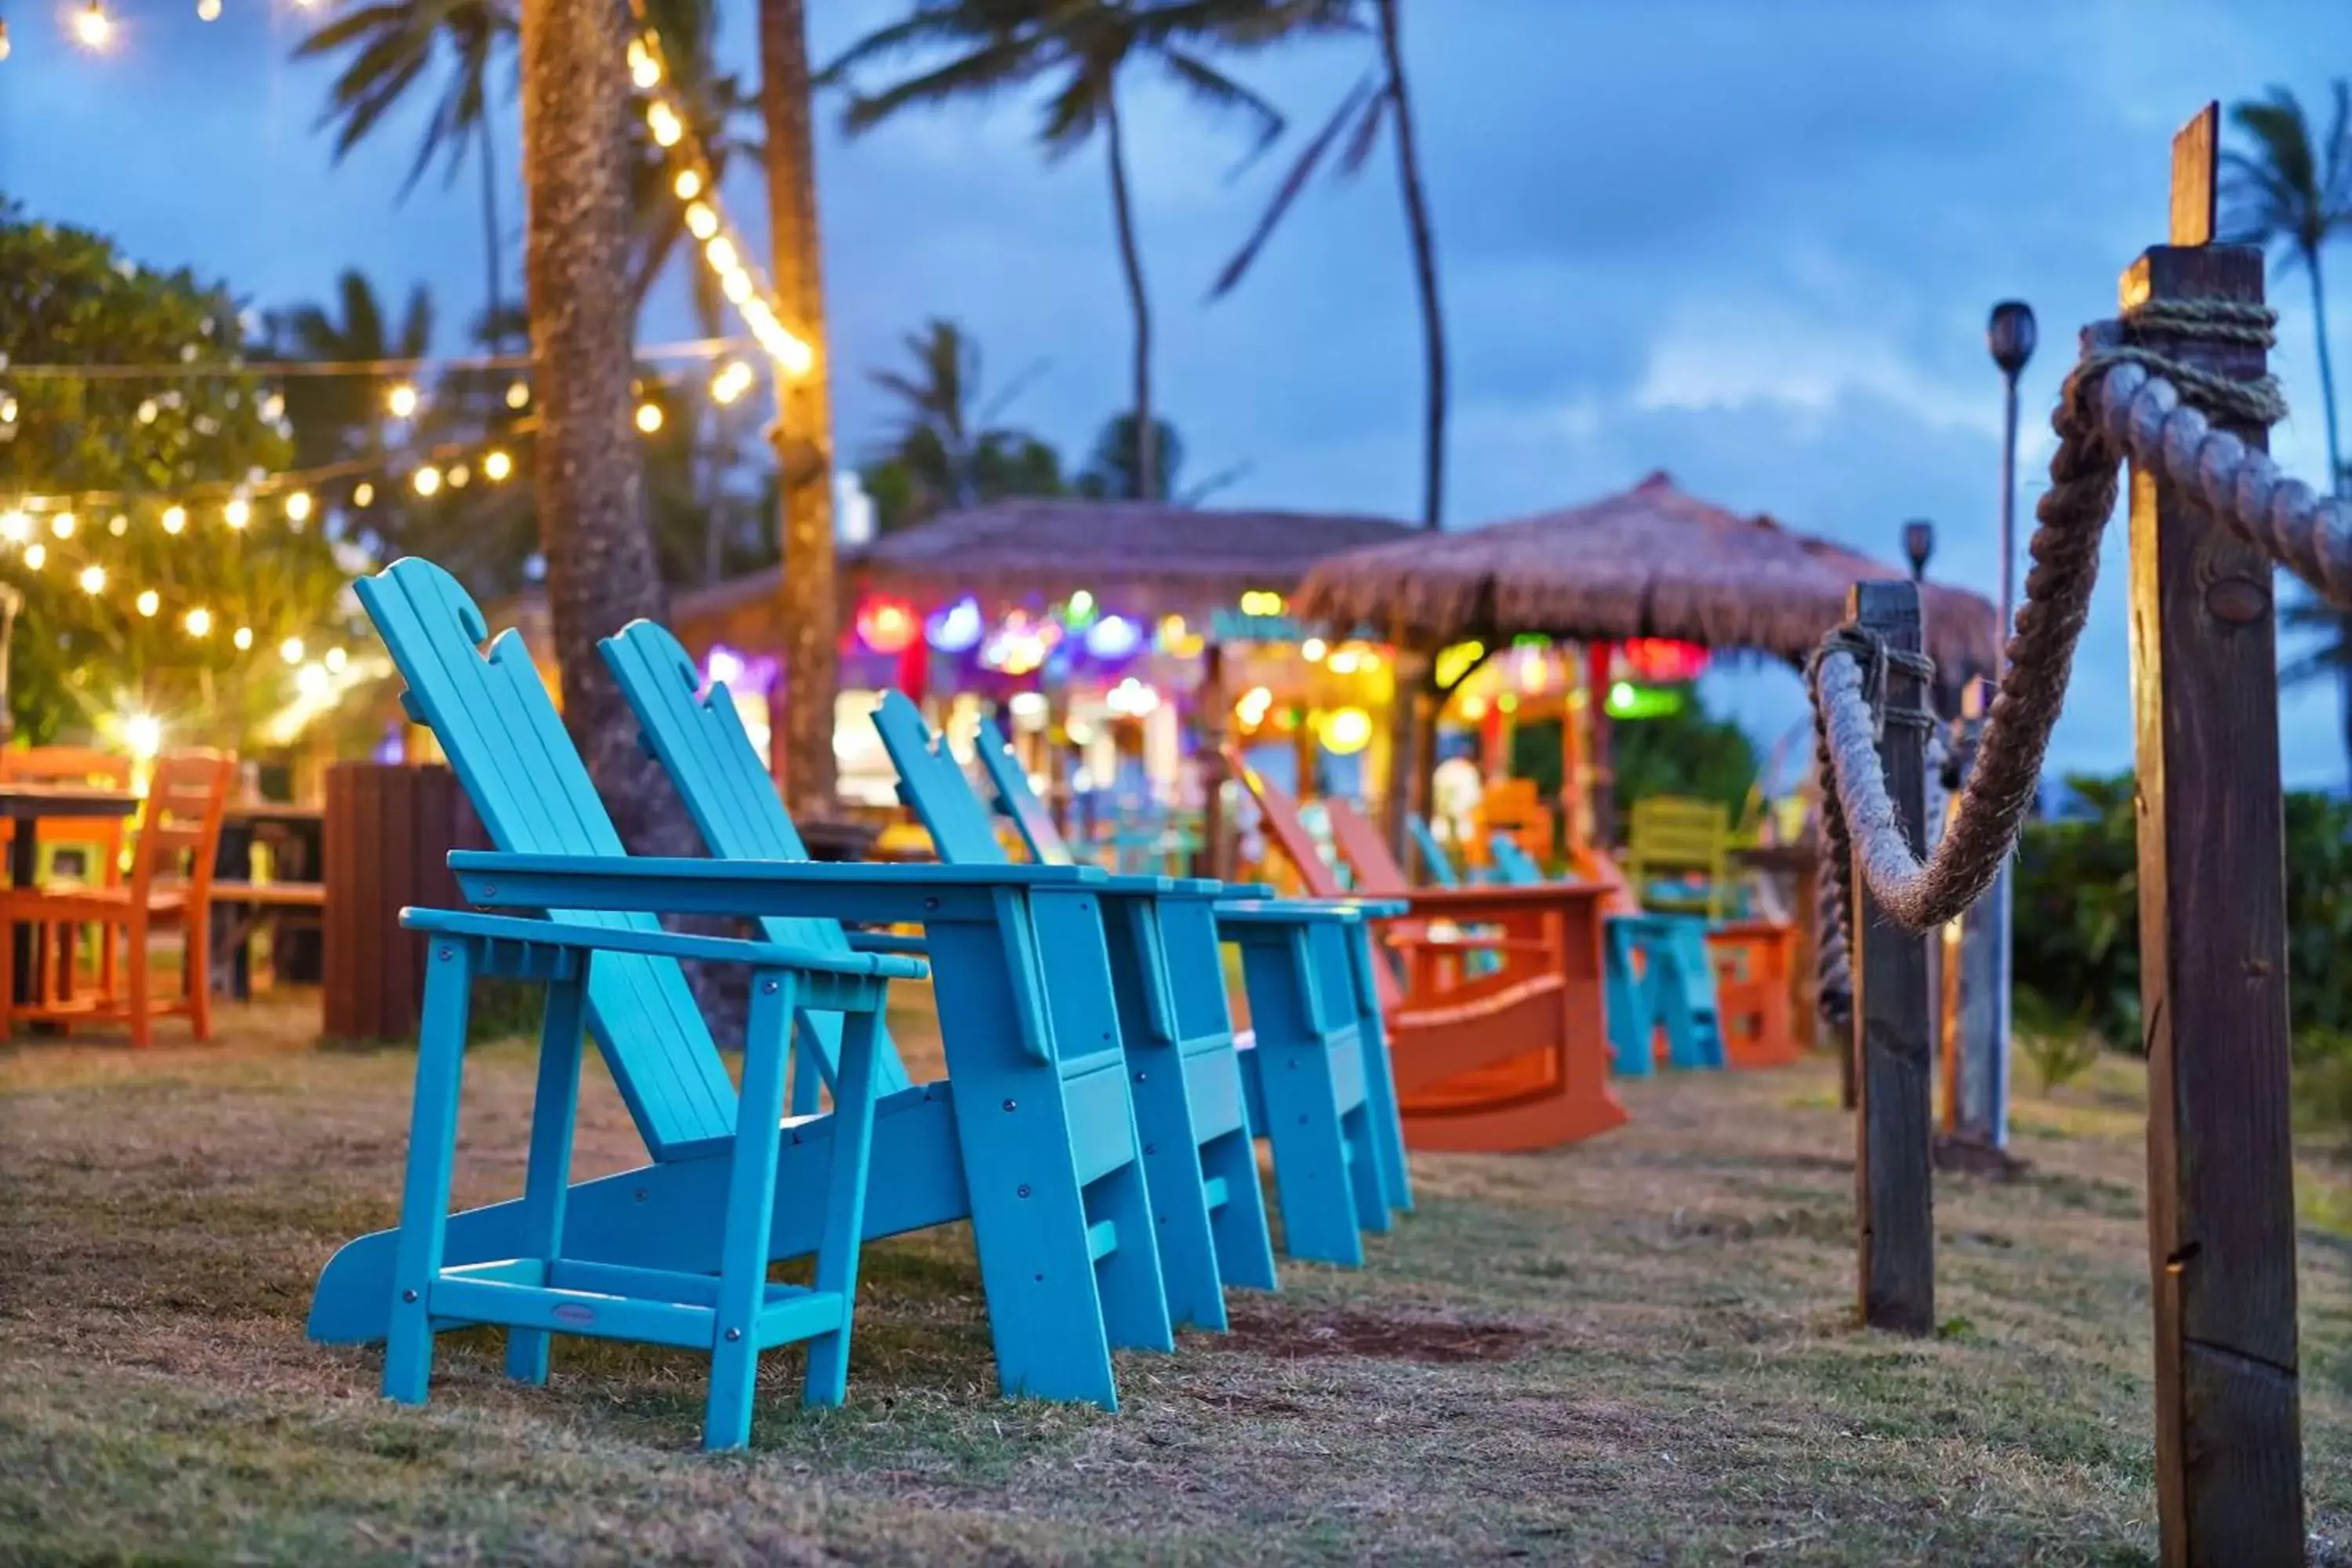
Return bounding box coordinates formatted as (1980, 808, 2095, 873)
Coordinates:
(552, 1303, 596, 1325)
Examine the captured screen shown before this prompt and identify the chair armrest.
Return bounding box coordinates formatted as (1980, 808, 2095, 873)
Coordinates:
(401, 907, 927, 983)
(842, 930, 930, 957)
(447, 851, 1105, 927)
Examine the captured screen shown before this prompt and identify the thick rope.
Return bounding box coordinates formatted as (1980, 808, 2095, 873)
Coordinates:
(1808, 292, 2339, 1029)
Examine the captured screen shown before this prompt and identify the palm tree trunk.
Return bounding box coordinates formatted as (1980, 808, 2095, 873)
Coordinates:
(476, 112, 505, 347)
(1102, 92, 1156, 501)
(519, 0, 689, 855)
(760, 0, 841, 818)
(1375, 0, 1445, 532)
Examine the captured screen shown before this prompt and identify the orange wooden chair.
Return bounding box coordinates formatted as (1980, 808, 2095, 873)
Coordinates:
(1227, 751, 1624, 1153)
(0, 746, 133, 1000)
(0, 750, 236, 1045)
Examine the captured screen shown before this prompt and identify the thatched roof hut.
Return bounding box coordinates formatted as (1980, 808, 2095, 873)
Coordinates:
(846, 498, 1416, 617)
(1294, 471, 2000, 680)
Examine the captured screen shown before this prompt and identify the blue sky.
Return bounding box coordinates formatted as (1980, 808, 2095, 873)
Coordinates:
(5, 0, 2350, 785)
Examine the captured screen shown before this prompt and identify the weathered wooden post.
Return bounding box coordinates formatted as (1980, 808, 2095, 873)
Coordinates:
(2129, 104, 2303, 1565)
(1849, 579, 1935, 1334)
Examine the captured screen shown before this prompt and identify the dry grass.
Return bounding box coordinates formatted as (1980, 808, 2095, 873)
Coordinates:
(3, 994, 2349, 1566)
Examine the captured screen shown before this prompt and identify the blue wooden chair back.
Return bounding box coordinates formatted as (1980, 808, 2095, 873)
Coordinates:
(1488, 836, 1544, 884)
(354, 558, 738, 1159)
(870, 692, 1019, 866)
(600, 620, 913, 1099)
(971, 717, 1077, 868)
(1406, 815, 1461, 887)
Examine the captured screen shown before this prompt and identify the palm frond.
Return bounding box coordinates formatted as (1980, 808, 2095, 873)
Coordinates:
(1156, 47, 1283, 165)
(1207, 71, 1377, 299)
(840, 34, 1047, 132)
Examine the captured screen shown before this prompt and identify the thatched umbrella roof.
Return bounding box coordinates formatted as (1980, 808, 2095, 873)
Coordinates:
(1294, 471, 1999, 679)
(842, 498, 1417, 619)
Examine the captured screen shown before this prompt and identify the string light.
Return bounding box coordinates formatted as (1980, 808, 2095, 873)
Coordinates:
(324, 647, 348, 673)
(635, 402, 664, 434)
(505, 380, 529, 409)
(482, 449, 514, 482)
(161, 506, 187, 534)
(223, 496, 250, 529)
(351, 481, 375, 507)
(21, 544, 44, 570)
(412, 465, 442, 497)
(447, 462, 470, 488)
(387, 382, 419, 419)
(184, 608, 212, 637)
(136, 590, 160, 617)
(0, 510, 27, 543)
(107, 514, 128, 535)
(72, 3, 113, 52)
(0, 20, 13, 61)
(0, 394, 16, 424)
(285, 490, 313, 523)
(78, 564, 106, 594)
(280, 637, 304, 665)
(710, 360, 753, 405)
(50, 513, 75, 538)
(233, 626, 254, 651)
(629, 16, 815, 377)
(197, 0, 220, 20)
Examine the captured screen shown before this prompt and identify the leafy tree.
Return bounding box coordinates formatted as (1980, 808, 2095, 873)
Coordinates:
(0, 209, 354, 749)
(1601, 694, 1756, 822)
(1209, 0, 1448, 529)
(823, 0, 1287, 502)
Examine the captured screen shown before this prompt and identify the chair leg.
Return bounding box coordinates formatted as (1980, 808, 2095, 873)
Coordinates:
(125, 920, 152, 1049)
(384, 941, 476, 1406)
(506, 966, 587, 1387)
(186, 915, 213, 1040)
(705, 969, 797, 1451)
(805, 1005, 884, 1407)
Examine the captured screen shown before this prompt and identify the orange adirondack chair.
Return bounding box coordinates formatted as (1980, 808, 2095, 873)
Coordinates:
(1227, 751, 1624, 1152)
(0, 746, 133, 1000)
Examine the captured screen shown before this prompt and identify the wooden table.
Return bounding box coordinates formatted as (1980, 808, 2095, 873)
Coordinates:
(216, 801, 328, 994)
(1, 783, 141, 1009)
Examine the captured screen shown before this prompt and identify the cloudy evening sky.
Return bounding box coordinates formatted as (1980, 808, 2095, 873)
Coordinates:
(5, 0, 2350, 786)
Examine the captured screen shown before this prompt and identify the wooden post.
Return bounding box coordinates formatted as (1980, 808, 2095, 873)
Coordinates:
(1196, 641, 1229, 880)
(2130, 103, 2303, 1566)
(1849, 579, 1934, 1335)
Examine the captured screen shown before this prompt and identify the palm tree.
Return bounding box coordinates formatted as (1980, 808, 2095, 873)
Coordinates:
(863, 318, 1059, 522)
(822, 0, 1287, 503)
(2224, 82, 2352, 780)
(1209, 0, 1446, 529)
(757, 0, 842, 818)
(517, 0, 691, 856)
(297, 1, 517, 345)
(266, 269, 434, 470)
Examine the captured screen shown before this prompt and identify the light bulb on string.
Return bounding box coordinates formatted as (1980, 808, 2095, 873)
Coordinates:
(184, 608, 212, 637)
(107, 514, 128, 535)
(223, 497, 250, 529)
(233, 626, 254, 651)
(72, 2, 112, 52)
(196, 0, 220, 18)
(20, 544, 42, 570)
(448, 463, 471, 488)
(50, 513, 74, 539)
(412, 466, 442, 497)
(482, 449, 514, 482)
(351, 481, 375, 508)
(285, 490, 313, 524)
(635, 402, 664, 434)
(685, 202, 718, 241)
(505, 379, 529, 409)
(627, 37, 661, 89)
(647, 101, 682, 147)
(0, 510, 27, 543)
(136, 590, 160, 618)
(673, 169, 702, 201)
(78, 564, 104, 594)
(387, 382, 419, 419)
(161, 506, 187, 535)
(720, 269, 752, 305)
(0, 395, 16, 425)
(280, 637, 304, 665)
(325, 647, 348, 673)
(703, 235, 738, 273)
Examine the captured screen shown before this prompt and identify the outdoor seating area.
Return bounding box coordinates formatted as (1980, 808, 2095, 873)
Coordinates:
(12, 2, 2352, 1557)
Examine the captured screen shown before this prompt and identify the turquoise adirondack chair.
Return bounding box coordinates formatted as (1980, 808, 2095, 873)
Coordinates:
(961, 711, 1414, 1225)
(870, 692, 1394, 1287)
(308, 559, 1174, 1413)
(601, 624, 1276, 1325)
(1488, 837, 1726, 1074)
(384, 906, 916, 1449)
(1406, 815, 1462, 887)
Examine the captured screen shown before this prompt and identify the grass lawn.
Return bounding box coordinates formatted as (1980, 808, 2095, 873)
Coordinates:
(4, 988, 2350, 1566)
